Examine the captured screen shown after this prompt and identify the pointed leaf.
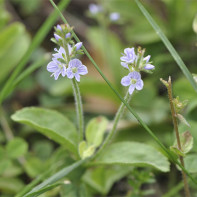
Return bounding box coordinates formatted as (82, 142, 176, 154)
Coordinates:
(86, 116, 108, 147)
(94, 142, 170, 172)
(11, 107, 78, 154)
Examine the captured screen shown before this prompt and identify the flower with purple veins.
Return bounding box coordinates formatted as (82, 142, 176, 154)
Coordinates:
(109, 12, 120, 21)
(121, 71, 144, 95)
(143, 55, 155, 70)
(67, 59, 88, 82)
(120, 47, 136, 65)
(47, 59, 67, 80)
(89, 4, 103, 15)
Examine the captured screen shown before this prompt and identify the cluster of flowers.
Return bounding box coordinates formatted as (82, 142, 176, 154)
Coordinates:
(47, 24, 88, 81)
(120, 47, 155, 95)
(89, 3, 120, 21)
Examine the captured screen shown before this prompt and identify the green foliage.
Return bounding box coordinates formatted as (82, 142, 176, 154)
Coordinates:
(11, 107, 78, 154)
(94, 142, 170, 172)
(0, 23, 30, 84)
(82, 165, 132, 195)
(6, 137, 28, 159)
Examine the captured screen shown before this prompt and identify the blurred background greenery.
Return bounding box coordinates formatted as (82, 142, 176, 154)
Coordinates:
(0, 0, 197, 196)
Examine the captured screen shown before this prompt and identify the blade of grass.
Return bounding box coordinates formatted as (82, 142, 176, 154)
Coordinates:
(23, 159, 86, 197)
(0, 0, 70, 104)
(135, 0, 197, 92)
(49, 0, 197, 186)
(13, 54, 49, 89)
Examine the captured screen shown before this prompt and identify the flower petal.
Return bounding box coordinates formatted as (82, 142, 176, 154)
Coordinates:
(136, 79, 144, 90)
(68, 59, 82, 68)
(53, 69, 61, 80)
(144, 64, 155, 70)
(67, 69, 74, 79)
(61, 66, 67, 77)
(75, 73, 80, 82)
(144, 55, 151, 63)
(78, 65, 88, 75)
(47, 61, 58, 72)
(121, 62, 129, 69)
(129, 71, 141, 80)
(121, 75, 131, 87)
(129, 84, 135, 95)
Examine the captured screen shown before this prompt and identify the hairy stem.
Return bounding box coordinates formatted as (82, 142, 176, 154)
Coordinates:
(71, 79, 84, 142)
(64, 42, 84, 142)
(167, 76, 190, 197)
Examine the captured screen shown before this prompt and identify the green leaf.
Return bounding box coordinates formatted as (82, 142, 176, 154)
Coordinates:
(82, 165, 131, 195)
(94, 142, 170, 172)
(11, 107, 78, 154)
(181, 131, 193, 154)
(86, 116, 108, 147)
(0, 159, 11, 175)
(78, 141, 95, 159)
(6, 137, 28, 159)
(185, 154, 197, 173)
(0, 22, 30, 84)
(0, 177, 24, 194)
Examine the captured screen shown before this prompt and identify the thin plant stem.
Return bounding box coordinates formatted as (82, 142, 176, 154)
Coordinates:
(167, 76, 190, 197)
(0, 106, 14, 141)
(64, 42, 84, 142)
(94, 90, 131, 157)
(71, 78, 84, 142)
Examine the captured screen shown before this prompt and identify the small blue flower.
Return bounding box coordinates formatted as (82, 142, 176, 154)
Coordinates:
(54, 33, 61, 41)
(109, 12, 120, 21)
(47, 59, 66, 80)
(52, 46, 72, 61)
(143, 55, 155, 70)
(56, 24, 62, 31)
(65, 32, 71, 38)
(89, 4, 102, 14)
(67, 59, 88, 82)
(121, 71, 144, 94)
(75, 42, 83, 50)
(120, 47, 136, 65)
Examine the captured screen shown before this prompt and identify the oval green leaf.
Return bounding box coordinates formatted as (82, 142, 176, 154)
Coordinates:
(11, 107, 78, 154)
(6, 137, 28, 159)
(94, 142, 170, 172)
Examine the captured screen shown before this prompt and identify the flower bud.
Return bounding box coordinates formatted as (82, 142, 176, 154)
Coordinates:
(75, 42, 83, 50)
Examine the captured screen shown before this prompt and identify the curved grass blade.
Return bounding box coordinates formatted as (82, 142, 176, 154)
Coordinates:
(135, 0, 197, 92)
(49, 0, 197, 186)
(13, 54, 49, 88)
(0, 0, 71, 104)
(23, 159, 86, 197)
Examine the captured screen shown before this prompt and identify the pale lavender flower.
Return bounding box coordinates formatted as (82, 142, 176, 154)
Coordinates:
(121, 71, 143, 94)
(52, 46, 72, 61)
(65, 32, 71, 38)
(67, 59, 88, 82)
(56, 24, 62, 31)
(89, 3, 102, 14)
(47, 59, 66, 80)
(143, 55, 155, 70)
(110, 12, 120, 21)
(75, 42, 83, 50)
(120, 47, 136, 65)
(54, 33, 61, 41)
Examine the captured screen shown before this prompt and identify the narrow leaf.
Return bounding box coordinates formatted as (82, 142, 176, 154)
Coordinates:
(24, 159, 86, 197)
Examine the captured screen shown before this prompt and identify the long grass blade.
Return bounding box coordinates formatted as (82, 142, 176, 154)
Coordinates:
(49, 0, 197, 185)
(23, 159, 86, 197)
(0, 0, 70, 104)
(135, 0, 197, 92)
